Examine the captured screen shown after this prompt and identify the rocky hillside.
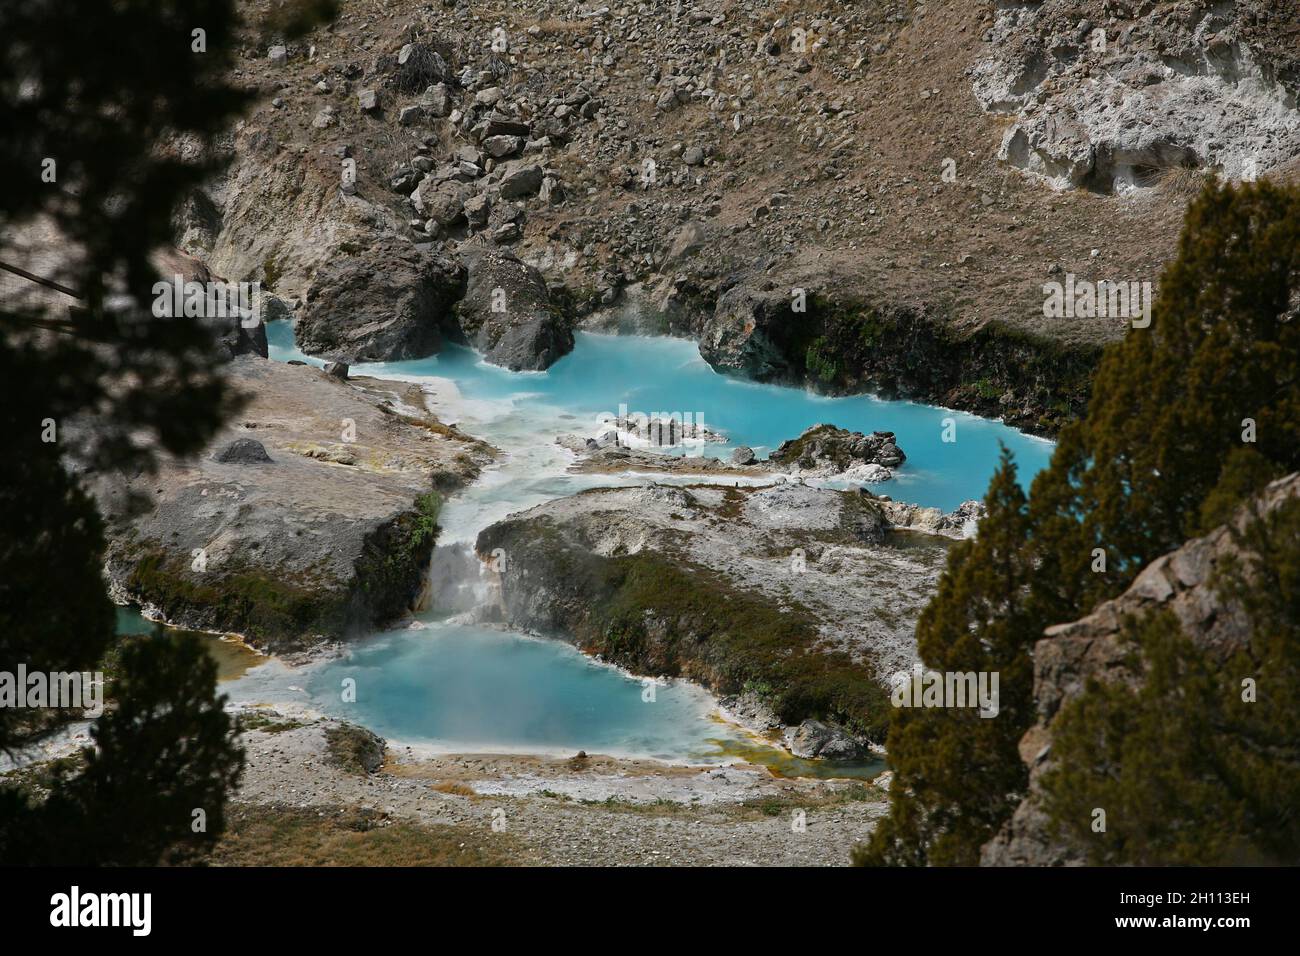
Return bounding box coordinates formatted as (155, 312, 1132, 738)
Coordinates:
(981, 471, 1300, 865)
(174, 1, 1299, 433)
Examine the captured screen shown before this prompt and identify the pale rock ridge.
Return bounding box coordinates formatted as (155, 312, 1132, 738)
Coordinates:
(973, 0, 1300, 192)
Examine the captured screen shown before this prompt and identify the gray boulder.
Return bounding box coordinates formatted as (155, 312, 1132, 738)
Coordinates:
(296, 237, 466, 362)
(213, 437, 272, 464)
(788, 719, 868, 760)
(483, 134, 524, 158)
(411, 176, 470, 226)
(729, 445, 756, 466)
(498, 161, 544, 199)
(463, 193, 491, 229)
(455, 249, 573, 371)
(698, 280, 801, 381)
(204, 311, 268, 362)
(480, 115, 531, 140)
(423, 83, 453, 117)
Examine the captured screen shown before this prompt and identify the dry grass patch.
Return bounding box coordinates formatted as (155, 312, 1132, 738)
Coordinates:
(431, 781, 477, 796)
(1155, 164, 1214, 198)
(208, 804, 522, 866)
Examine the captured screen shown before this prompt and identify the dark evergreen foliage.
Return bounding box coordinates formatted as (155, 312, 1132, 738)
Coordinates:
(860, 181, 1300, 866)
(0, 0, 333, 864)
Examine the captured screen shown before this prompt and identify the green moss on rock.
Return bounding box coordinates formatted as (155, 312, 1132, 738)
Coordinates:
(482, 518, 892, 740)
(126, 550, 348, 649)
(791, 295, 1099, 435)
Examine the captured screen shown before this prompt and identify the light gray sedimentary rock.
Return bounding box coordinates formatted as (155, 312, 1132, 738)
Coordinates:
(477, 482, 951, 692)
(973, 0, 1300, 191)
(91, 356, 493, 651)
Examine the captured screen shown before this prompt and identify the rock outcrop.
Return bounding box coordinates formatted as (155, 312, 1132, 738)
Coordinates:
(787, 719, 870, 760)
(876, 498, 985, 539)
(697, 281, 801, 382)
(770, 424, 905, 480)
(212, 437, 272, 464)
(476, 482, 956, 742)
(295, 237, 465, 362)
(91, 355, 493, 652)
(454, 248, 573, 370)
(974, 0, 1300, 192)
(197, 126, 411, 303)
(981, 473, 1300, 865)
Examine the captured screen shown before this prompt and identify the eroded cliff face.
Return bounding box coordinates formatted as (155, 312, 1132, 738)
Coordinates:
(974, 0, 1300, 193)
(981, 472, 1300, 866)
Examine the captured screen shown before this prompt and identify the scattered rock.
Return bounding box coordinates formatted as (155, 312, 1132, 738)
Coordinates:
(213, 437, 272, 464)
(498, 160, 544, 199)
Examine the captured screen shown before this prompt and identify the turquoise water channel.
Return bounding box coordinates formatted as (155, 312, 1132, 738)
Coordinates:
(211, 323, 1056, 770)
